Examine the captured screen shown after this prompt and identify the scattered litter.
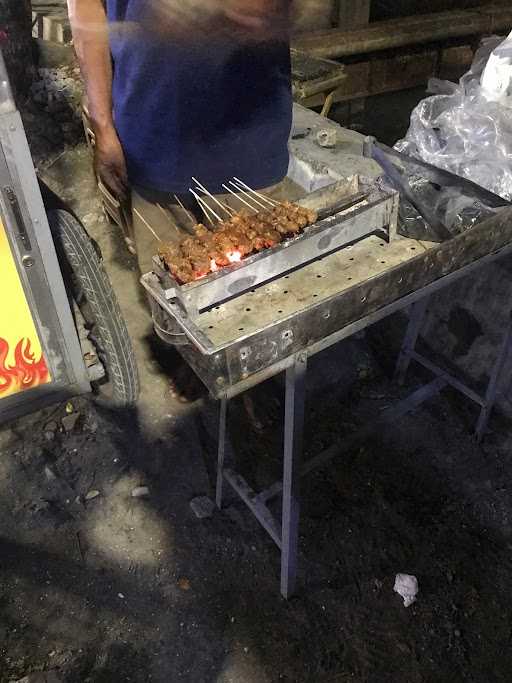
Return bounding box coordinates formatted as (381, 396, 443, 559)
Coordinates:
(44, 466, 57, 481)
(131, 486, 150, 498)
(118, 593, 125, 599)
(178, 577, 191, 591)
(87, 419, 99, 434)
(85, 489, 100, 501)
(190, 495, 216, 519)
(61, 412, 80, 432)
(394, 573, 419, 607)
(44, 430, 55, 442)
(76, 532, 85, 563)
(65, 402, 74, 414)
(316, 128, 337, 148)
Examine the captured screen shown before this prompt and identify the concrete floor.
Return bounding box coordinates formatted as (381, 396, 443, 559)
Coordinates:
(3, 103, 512, 680)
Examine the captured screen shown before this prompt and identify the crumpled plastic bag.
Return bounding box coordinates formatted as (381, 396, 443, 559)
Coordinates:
(399, 176, 498, 236)
(396, 32, 512, 201)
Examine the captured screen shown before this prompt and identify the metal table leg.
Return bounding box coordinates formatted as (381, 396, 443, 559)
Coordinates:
(281, 352, 308, 599)
(216, 398, 228, 509)
(475, 311, 512, 441)
(395, 296, 430, 385)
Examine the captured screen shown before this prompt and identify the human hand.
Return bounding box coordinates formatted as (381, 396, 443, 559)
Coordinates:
(93, 126, 128, 200)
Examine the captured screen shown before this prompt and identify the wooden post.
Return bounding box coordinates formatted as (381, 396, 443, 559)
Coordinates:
(336, 0, 371, 126)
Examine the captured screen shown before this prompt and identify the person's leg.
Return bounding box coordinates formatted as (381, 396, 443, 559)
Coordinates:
(131, 188, 204, 402)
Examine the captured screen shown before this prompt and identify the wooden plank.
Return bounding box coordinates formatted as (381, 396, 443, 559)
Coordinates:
(337, 0, 370, 29)
(293, 5, 512, 59)
(439, 45, 474, 81)
(293, 0, 334, 32)
(336, 0, 371, 118)
(291, 50, 346, 99)
(297, 45, 474, 107)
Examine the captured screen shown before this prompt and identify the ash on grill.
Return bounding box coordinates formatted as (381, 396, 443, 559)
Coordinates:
(159, 201, 318, 284)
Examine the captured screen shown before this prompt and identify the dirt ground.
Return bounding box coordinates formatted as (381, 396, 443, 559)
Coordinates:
(3, 103, 512, 681)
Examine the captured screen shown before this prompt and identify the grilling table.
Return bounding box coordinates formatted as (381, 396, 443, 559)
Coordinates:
(142, 106, 512, 598)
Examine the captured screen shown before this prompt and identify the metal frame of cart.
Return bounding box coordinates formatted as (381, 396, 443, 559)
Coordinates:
(0, 51, 91, 420)
(144, 181, 512, 598)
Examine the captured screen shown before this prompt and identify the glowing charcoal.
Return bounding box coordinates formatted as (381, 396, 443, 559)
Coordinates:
(227, 251, 242, 263)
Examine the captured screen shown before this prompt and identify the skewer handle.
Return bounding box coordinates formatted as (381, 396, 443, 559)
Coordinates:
(221, 184, 259, 213)
(228, 181, 269, 210)
(189, 189, 218, 227)
(191, 177, 234, 217)
(232, 177, 280, 206)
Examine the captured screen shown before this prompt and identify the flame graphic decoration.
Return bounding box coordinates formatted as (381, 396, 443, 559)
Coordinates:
(0, 337, 50, 397)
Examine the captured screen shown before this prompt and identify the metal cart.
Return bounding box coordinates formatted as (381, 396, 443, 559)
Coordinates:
(0, 51, 138, 422)
(143, 106, 512, 599)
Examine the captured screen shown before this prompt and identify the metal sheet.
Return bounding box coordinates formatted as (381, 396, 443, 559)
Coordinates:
(143, 204, 512, 397)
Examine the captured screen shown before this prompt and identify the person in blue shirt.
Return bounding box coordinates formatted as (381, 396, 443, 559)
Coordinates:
(68, 0, 293, 273)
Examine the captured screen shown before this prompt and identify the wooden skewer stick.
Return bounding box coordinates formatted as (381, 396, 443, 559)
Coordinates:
(171, 195, 198, 235)
(228, 181, 269, 210)
(193, 186, 232, 220)
(156, 203, 181, 238)
(133, 207, 162, 242)
(191, 177, 234, 217)
(221, 184, 259, 213)
(232, 177, 280, 206)
(173, 194, 196, 224)
(189, 189, 220, 225)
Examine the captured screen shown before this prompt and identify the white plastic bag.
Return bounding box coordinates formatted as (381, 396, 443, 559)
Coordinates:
(396, 32, 512, 200)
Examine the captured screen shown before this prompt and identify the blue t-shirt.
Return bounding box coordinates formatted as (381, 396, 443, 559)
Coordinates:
(106, 2, 293, 194)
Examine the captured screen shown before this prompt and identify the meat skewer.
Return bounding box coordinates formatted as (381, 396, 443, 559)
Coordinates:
(189, 189, 219, 226)
(159, 200, 318, 284)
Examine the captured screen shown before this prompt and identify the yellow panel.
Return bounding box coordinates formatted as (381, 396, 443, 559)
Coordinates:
(0, 217, 51, 398)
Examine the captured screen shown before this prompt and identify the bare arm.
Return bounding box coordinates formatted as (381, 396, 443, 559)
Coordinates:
(68, 0, 128, 197)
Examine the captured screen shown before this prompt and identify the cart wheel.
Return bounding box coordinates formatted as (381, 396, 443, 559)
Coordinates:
(47, 209, 140, 406)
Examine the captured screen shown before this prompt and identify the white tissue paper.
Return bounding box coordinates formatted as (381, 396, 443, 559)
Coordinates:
(394, 573, 419, 608)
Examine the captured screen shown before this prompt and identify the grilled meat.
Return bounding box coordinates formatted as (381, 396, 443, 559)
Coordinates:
(159, 202, 318, 283)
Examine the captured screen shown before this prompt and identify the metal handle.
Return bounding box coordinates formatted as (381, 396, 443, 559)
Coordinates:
(363, 136, 452, 243)
(3, 186, 32, 251)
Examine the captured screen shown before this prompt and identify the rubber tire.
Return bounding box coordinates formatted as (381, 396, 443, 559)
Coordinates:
(47, 209, 140, 407)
